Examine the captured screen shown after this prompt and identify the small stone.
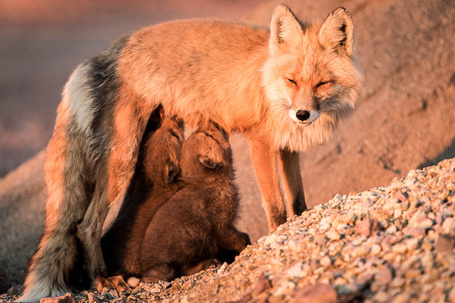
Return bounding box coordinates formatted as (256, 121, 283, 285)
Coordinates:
(352, 245, 370, 258)
(393, 209, 402, 219)
(149, 285, 161, 293)
(392, 242, 407, 254)
(333, 277, 347, 285)
(127, 277, 140, 288)
(380, 264, 395, 285)
(422, 240, 433, 251)
(404, 238, 419, 250)
(391, 293, 409, 303)
(407, 227, 426, 238)
(320, 256, 331, 267)
(355, 217, 380, 236)
(109, 289, 119, 298)
(336, 214, 356, 225)
(326, 230, 341, 241)
(449, 287, 455, 302)
(449, 261, 455, 274)
(252, 273, 272, 296)
(389, 277, 405, 288)
(371, 244, 381, 255)
(264, 234, 278, 246)
(40, 293, 76, 303)
(316, 236, 327, 246)
(374, 290, 391, 302)
(442, 217, 455, 234)
(386, 225, 398, 233)
(419, 219, 434, 229)
(294, 283, 337, 303)
(320, 223, 332, 231)
(336, 223, 348, 233)
(394, 191, 408, 202)
(405, 269, 420, 279)
(287, 263, 308, 278)
(436, 234, 455, 252)
(87, 293, 99, 303)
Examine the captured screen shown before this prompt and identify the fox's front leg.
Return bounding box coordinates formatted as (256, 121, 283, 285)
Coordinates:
(278, 149, 307, 217)
(248, 139, 287, 230)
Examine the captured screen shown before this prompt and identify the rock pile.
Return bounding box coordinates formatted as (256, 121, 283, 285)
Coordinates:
(2, 158, 454, 302)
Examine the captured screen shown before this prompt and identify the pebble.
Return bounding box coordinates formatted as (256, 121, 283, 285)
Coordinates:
(294, 283, 337, 303)
(320, 256, 331, 267)
(436, 234, 455, 252)
(325, 231, 341, 241)
(391, 242, 407, 254)
(371, 244, 382, 255)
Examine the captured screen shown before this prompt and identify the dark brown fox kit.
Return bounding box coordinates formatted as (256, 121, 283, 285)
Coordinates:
(102, 120, 250, 283)
(101, 109, 184, 279)
(139, 120, 250, 282)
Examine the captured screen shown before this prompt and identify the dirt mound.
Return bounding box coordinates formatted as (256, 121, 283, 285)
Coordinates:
(1, 0, 454, 291)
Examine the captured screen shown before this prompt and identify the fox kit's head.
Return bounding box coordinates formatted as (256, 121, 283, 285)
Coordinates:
(143, 114, 184, 185)
(263, 5, 361, 130)
(180, 120, 233, 182)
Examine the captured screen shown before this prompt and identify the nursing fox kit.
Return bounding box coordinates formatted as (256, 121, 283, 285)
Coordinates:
(102, 118, 250, 283)
(20, 4, 361, 301)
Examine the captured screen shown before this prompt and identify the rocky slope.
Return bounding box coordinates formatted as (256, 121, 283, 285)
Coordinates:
(2, 158, 454, 302)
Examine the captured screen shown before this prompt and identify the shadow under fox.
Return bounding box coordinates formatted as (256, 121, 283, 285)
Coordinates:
(102, 117, 250, 282)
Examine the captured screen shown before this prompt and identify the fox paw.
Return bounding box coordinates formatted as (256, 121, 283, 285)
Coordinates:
(96, 275, 130, 292)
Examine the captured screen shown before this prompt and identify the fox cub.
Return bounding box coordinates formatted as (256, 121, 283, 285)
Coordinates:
(101, 107, 184, 281)
(139, 120, 250, 282)
(103, 119, 250, 282)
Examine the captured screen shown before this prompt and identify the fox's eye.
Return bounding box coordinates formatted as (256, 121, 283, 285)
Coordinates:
(287, 78, 297, 85)
(316, 81, 333, 88)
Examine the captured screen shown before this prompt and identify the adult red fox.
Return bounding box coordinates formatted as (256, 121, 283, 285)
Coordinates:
(19, 5, 361, 301)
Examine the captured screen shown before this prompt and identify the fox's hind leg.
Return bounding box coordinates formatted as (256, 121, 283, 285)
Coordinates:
(278, 149, 307, 217)
(78, 95, 153, 291)
(76, 180, 129, 291)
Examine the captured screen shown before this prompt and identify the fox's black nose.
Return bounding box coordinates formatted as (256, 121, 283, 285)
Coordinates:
(296, 110, 310, 121)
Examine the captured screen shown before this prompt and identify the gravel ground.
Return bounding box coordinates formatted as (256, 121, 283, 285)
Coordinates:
(2, 158, 454, 302)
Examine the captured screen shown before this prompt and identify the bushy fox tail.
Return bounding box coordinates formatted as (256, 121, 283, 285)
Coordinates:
(18, 34, 146, 301)
(18, 93, 93, 302)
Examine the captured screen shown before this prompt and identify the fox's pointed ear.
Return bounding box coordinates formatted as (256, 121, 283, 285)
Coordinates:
(319, 7, 354, 57)
(270, 5, 303, 55)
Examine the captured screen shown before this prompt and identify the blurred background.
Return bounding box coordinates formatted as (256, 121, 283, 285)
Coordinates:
(0, 0, 264, 177)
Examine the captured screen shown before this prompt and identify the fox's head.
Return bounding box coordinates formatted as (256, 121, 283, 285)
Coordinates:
(263, 5, 361, 128)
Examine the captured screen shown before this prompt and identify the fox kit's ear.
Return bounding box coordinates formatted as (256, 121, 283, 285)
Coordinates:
(319, 7, 354, 57)
(270, 4, 303, 55)
(165, 161, 179, 184)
